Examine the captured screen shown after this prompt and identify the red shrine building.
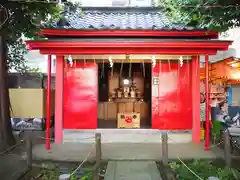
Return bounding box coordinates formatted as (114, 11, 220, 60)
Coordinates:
(26, 7, 232, 150)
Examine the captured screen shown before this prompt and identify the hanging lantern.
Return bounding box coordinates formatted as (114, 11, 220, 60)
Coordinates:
(179, 56, 183, 67)
(152, 56, 156, 68)
(68, 55, 73, 67)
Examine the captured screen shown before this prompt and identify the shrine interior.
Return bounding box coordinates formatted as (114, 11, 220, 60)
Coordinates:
(98, 62, 152, 129)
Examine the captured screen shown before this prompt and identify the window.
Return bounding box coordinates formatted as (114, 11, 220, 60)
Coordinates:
(129, 0, 152, 6)
(78, 0, 154, 7)
(112, 0, 128, 6)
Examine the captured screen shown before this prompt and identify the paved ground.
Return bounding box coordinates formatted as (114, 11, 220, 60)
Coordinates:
(29, 142, 224, 162)
(0, 131, 47, 180)
(0, 145, 28, 180)
(104, 161, 162, 180)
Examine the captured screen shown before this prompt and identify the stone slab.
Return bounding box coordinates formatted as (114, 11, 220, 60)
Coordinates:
(104, 161, 162, 180)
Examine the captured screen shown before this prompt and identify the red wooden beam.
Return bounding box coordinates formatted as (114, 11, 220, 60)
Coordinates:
(39, 48, 218, 55)
(205, 55, 210, 151)
(26, 41, 231, 50)
(55, 56, 64, 144)
(192, 56, 201, 143)
(46, 55, 51, 150)
(40, 29, 219, 38)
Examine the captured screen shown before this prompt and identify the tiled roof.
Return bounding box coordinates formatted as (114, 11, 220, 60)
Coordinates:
(42, 7, 197, 30)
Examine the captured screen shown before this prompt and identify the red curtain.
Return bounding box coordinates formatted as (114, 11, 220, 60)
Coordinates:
(63, 62, 98, 129)
(152, 61, 192, 130)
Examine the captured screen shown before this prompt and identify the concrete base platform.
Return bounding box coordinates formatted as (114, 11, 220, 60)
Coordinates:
(63, 129, 192, 143)
(29, 142, 223, 162)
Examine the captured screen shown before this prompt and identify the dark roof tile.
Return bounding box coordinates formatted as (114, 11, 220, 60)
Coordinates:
(42, 7, 197, 30)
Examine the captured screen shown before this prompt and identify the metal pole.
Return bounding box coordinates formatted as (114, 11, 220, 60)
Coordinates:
(46, 55, 52, 150)
(205, 55, 210, 150)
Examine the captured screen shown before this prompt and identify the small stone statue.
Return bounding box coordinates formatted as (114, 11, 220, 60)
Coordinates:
(117, 89, 122, 98)
(111, 90, 116, 98)
(124, 89, 129, 98)
(130, 88, 135, 98)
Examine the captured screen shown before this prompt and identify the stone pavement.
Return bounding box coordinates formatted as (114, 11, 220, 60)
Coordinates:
(104, 161, 162, 180)
(30, 142, 224, 162)
(0, 145, 28, 180)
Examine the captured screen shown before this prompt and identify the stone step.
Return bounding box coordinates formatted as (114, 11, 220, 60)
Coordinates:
(104, 161, 162, 180)
(63, 129, 192, 143)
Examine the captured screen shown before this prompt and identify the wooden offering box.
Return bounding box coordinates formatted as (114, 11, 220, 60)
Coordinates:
(117, 113, 140, 128)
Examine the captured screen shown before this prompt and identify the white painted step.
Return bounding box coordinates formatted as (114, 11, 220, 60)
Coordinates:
(63, 129, 192, 143)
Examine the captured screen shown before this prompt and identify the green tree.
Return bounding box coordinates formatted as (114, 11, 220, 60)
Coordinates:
(0, 0, 62, 151)
(158, 0, 240, 32)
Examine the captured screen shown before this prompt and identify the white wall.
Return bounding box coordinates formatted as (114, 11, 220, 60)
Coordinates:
(209, 28, 240, 62)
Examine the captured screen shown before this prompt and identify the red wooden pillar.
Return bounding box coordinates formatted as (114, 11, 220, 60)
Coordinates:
(191, 56, 201, 143)
(55, 55, 64, 143)
(46, 55, 52, 149)
(205, 55, 210, 150)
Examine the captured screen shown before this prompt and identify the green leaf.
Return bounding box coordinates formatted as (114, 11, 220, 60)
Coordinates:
(158, 0, 240, 32)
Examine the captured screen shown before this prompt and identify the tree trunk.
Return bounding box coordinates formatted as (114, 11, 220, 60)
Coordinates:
(0, 8, 16, 152)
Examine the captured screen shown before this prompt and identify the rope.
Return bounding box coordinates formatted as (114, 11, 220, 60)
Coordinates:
(0, 4, 9, 30)
(166, 133, 240, 179)
(83, 56, 86, 69)
(39, 136, 96, 141)
(234, 143, 240, 150)
(70, 144, 94, 176)
(120, 59, 123, 78)
(166, 136, 204, 180)
(142, 61, 145, 77)
(0, 141, 24, 156)
(101, 59, 104, 79)
(176, 156, 204, 180)
(129, 57, 132, 78)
